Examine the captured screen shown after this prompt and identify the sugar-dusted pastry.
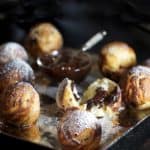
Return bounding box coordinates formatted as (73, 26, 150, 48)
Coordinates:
(0, 82, 40, 127)
(121, 65, 150, 110)
(119, 65, 150, 121)
(57, 109, 101, 150)
(0, 42, 28, 65)
(0, 59, 35, 92)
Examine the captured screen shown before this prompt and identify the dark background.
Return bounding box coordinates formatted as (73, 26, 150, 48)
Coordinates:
(0, 0, 150, 62)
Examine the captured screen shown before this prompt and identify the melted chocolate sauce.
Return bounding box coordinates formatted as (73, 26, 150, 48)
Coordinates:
(87, 88, 107, 110)
(38, 49, 91, 81)
(87, 87, 119, 110)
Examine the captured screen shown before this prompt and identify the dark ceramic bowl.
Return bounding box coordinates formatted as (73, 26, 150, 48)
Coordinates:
(36, 49, 92, 82)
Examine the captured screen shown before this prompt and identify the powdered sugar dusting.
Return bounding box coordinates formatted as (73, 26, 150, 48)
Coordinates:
(129, 65, 150, 76)
(0, 42, 28, 64)
(62, 110, 98, 137)
(0, 59, 34, 81)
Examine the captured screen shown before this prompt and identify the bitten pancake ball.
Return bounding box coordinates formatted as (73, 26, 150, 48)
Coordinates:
(0, 82, 40, 127)
(0, 59, 35, 92)
(83, 78, 123, 120)
(56, 78, 86, 111)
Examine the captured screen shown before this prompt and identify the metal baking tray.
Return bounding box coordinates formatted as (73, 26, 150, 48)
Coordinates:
(0, 51, 149, 150)
(0, 1, 150, 150)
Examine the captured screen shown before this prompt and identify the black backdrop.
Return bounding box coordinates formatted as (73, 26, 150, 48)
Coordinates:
(0, 0, 149, 61)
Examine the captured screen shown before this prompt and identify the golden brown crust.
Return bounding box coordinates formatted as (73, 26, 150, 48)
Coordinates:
(0, 82, 40, 127)
(99, 41, 136, 81)
(0, 59, 35, 93)
(120, 66, 150, 110)
(0, 42, 28, 65)
(57, 109, 101, 150)
(25, 23, 63, 57)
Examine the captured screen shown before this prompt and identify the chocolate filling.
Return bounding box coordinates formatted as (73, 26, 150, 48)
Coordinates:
(87, 86, 119, 110)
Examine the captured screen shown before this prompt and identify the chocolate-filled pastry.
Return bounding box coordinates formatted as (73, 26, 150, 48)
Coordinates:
(0, 59, 35, 92)
(1, 124, 40, 143)
(25, 23, 63, 57)
(57, 109, 101, 150)
(83, 78, 123, 120)
(56, 78, 86, 111)
(99, 41, 136, 81)
(0, 82, 40, 127)
(121, 65, 150, 111)
(0, 42, 28, 66)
